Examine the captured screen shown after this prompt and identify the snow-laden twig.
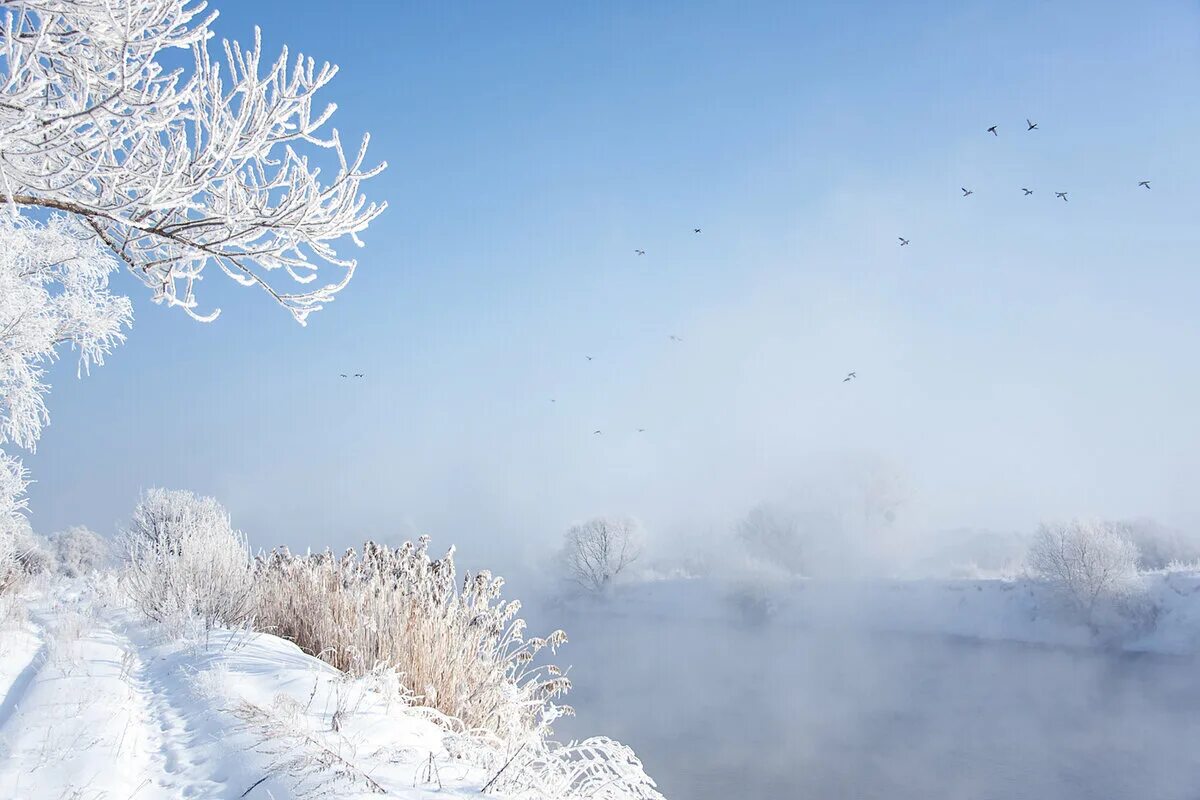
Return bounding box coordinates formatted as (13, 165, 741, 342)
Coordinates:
(0, 0, 386, 324)
(232, 694, 387, 797)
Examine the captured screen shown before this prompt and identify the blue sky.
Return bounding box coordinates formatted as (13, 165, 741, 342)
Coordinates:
(23, 0, 1200, 574)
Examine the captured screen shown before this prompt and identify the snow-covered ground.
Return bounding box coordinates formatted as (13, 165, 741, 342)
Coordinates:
(0, 580, 523, 799)
(7, 570, 1200, 799)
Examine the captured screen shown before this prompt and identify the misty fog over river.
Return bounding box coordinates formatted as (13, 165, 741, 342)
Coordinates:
(547, 604, 1200, 800)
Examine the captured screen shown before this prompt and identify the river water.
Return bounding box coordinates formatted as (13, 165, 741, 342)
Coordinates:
(551, 609, 1200, 800)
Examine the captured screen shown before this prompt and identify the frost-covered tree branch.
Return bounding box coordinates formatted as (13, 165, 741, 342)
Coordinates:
(0, 214, 132, 526)
(0, 0, 387, 324)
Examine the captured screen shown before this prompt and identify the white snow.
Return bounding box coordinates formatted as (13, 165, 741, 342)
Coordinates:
(0, 580, 513, 799)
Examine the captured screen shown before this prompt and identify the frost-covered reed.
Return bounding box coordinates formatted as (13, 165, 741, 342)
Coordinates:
(254, 537, 571, 744)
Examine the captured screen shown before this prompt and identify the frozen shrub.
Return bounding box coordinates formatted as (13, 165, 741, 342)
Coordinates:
(561, 517, 642, 594)
(254, 538, 570, 744)
(1, 514, 54, 576)
(51, 526, 111, 577)
(1027, 520, 1143, 628)
(121, 489, 255, 629)
(125, 488, 230, 551)
(0, 517, 21, 596)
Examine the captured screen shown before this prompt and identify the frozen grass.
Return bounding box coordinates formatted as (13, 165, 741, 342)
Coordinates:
(254, 537, 572, 745)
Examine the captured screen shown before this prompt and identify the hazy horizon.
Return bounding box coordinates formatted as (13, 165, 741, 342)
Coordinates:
(21, 0, 1200, 577)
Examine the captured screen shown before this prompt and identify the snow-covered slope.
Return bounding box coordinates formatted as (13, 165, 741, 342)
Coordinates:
(0, 581, 521, 799)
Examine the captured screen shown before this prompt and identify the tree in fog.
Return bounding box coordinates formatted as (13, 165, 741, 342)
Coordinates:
(1027, 520, 1141, 624)
(737, 504, 805, 575)
(562, 517, 642, 593)
(1112, 518, 1200, 570)
(858, 464, 907, 529)
(51, 526, 111, 577)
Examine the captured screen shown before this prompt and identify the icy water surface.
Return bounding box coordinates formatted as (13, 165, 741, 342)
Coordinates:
(551, 608, 1200, 800)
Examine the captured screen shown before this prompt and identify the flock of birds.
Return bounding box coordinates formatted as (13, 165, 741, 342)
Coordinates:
(897, 118, 1153, 251)
(341, 117, 1154, 436)
(926, 115, 1152, 215)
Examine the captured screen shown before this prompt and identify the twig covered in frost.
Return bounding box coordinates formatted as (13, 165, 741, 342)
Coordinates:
(0, 0, 386, 325)
(233, 695, 387, 797)
(483, 736, 665, 800)
(0, 214, 132, 546)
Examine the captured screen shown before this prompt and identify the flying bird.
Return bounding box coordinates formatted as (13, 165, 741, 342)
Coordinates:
(586, 356, 593, 361)
(1139, 180, 1151, 189)
(693, 228, 702, 233)
(843, 371, 857, 383)
(339, 374, 348, 378)
(669, 335, 683, 342)
(961, 187, 974, 197)
(354, 373, 363, 378)
(1022, 188, 1033, 196)
(987, 125, 998, 136)
(898, 237, 910, 246)
(635, 249, 645, 256)
(1026, 118, 1038, 131)
(1055, 192, 1068, 202)
(637, 428, 646, 433)
(593, 430, 602, 435)
(550, 399, 556, 403)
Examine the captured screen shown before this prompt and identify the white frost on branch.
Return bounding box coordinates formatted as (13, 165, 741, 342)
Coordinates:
(0, 0, 387, 324)
(0, 214, 132, 522)
(0, 215, 132, 452)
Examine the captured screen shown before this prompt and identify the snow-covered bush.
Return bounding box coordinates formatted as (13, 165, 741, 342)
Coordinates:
(254, 538, 570, 744)
(50, 526, 111, 577)
(1027, 520, 1145, 628)
(561, 517, 642, 594)
(0, 513, 53, 577)
(124, 487, 231, 552)
(121, 489, 255, 629)
(0, 518, 21, 596)
(13, 527, 54, 576)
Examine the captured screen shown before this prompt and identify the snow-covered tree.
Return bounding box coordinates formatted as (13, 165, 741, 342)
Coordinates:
(0, 0, 384, 535)
(124, 487, 232, 557)
(0, 215, 132, 531)
(737, 504, 805, 575)
(122, 488, 254, 628)
(0, 0, 386, 325)
(561, 517, 642, 594)
(1027, 520, 1142, 624)
(50, 525, 111, 576)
